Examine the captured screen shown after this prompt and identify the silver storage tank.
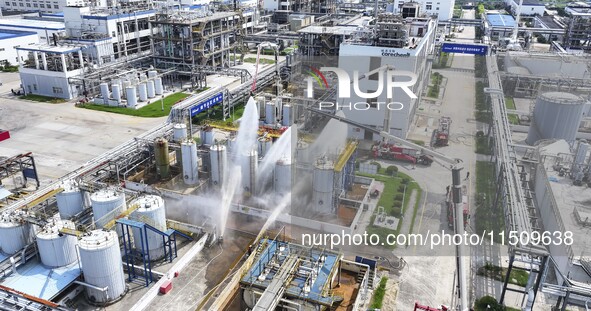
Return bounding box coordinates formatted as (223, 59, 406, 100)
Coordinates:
(78, 230, 126, 303)
(56, 180, 84, 219)
(257, 136, 273, 157)
(265, 102, 276, 125)
(0, 211, 31, 255)
(274, 157, 292, 194)
(154, 77, 163, 95)
(36, 220, 78, 267)
(126, 86, 137, 108)
(312, 158, 334, 214)
(241, 149, 258, 195)
(282, 104, 291, 126)
(90, 189, 126, 229)
(173, 123, 188, 142)
(111, 84, 121, 105)
(296, 141, 310, 163)
(181, 140, 199, 185)
(130, 195, 167, 260)
(100, 83, 110, 102)
(138, 83, 148, 102)
(210, 144, 227, 186)
(526, 92, 586, 145)
(147, 80, 155, 98)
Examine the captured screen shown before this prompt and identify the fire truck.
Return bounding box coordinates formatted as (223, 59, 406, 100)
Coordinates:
(432, 117, 451, 147)
(446, 184, 469, 228)
(371, 142, 434, 166)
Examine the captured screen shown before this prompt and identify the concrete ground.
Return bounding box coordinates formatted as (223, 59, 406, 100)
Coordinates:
(0, 86, 163, 185)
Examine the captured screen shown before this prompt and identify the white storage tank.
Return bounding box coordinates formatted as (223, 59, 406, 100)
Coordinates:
(282, 104, 291, 126)
(255, 96, 266, 118)
(78, 230, 126, 303)
(0, 211, 31, 255)
(36, 220, 78, 267)
(126, 86, 137, 108)
(181, 140, 199, 185)
(210, 144, 227, 186)
(296, 141, 310, 163)
(154, 77, 163, 95)
(147, 80, 155, 98)
(90, 188, 126, 229)
(201, 127, 214, 145)
(173, 123, 187, 142)
(138, 83, 148, 102)
(526, 92, 586, 145)
(258, 136, 273, 157)
(265, 102, 276, 125)
(130, 195, 167, 260)
(226, 136, 237, 153)
(312, 158, 334, 214)
(147, 70, 157, 78)
(111, 84, 121, 105)
(100, 83, 110, 102)
(274, 157, 292, 194)
(56, 180, 84, 219)
(241, 149, 258, 195)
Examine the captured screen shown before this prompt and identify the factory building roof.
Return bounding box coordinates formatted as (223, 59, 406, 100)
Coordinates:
(536, 16, 565, 29)
(486, 13, 517, 27)
(1, 259, 81, 300)
(16, 44, 84, 54)
(0, 19, 65, 31)
(514, 0, 546, 6)
(0, 29, 37, 40)
(298, 25, 358, 35)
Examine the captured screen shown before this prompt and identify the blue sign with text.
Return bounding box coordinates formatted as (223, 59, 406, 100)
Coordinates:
(441, 43, 488, 55)
(190, 93, 224, 117)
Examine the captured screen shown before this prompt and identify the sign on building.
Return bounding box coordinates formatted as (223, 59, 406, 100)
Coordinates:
(190, 93, 224, 117)
(441, 43, 488, 55)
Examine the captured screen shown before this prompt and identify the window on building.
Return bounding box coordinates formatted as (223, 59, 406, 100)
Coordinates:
(26, 3, 30, 6)
(19, 3, 23, 6)
(12, 2, 16, 5)
(0, 48, 5, 51)
(52, 87, 63, 94)
(436, 7, 439, 10)
(40, 3, 44, 7)
(33, 84, 37, 91)
(426, 4, 432, 9)
(368, 56, 381, 81)
(33, 3, 37, 6)
(5, 2, 9, 5)
(53, 4, 57, 8)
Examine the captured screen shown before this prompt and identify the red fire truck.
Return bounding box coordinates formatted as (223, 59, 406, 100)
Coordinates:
(372, 142, 434, 165)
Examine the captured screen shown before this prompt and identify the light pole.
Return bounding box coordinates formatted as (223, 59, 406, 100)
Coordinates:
(161, 95, 164, 111)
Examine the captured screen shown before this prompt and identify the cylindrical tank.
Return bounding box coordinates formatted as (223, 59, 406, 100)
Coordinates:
(154, 77, 163, 95)
(226, 136, 237, 153)
(173, 123, 187, 142)
(241, 149, 258, 195)
(265, 102, 276, 125)
(255, 96, 266, 118)
(121, 79, 131, 95)
(111, 84, 121, 104)
(36, 220, 77, 267)
(258, 136, 273, 157)
(100, 83, 110, 102)
(147, 80, 155, 98)
(111, 78, 121, 90)
(526, 92, 586, 145)
(130, 195, 167, 260)
(138, 83, 148, 102)
(181, 140, 199, 185)
(0, 212, 31, 255)
(78, 230, 126, 303)
(210, 145, 227, 186)
(90, 188, 126, 229)
(154, 138, 170, 179)
(296, 141, 310, 163)
(274, 157, 292, 194)
(312, 158, 334, 214)
(147, 70, 157, 78)
(282, 104, 291, 126)
(126, 86, 137, 108)
(56, 180, 84, 219)
(200, 127, 214, 145)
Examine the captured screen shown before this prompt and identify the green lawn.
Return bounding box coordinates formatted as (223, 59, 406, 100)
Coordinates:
(504, 97, 520, 124)
(475, 136, 492, 155)
(475, 161, 504, 242)
(356, 171, 422, 248)
(477, 262, 529, 287)
(370, 277, 388, 309)
(79, 92, 191, 117)
(19, 94, 66, 103)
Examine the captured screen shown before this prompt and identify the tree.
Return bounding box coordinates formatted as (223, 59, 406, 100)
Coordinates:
(474, 295, 504, 311)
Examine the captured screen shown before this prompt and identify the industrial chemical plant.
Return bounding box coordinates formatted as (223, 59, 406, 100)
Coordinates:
(1, 0, 591, 310)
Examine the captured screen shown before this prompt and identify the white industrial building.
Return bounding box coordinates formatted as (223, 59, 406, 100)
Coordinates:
(0, 29, 37, 65)
(0, 0, 84, 14)
(0, 18, 66, 45)
(388, 0, 456, 21)
(337, 15, 437, 139)
(507, 0, 545, 16)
